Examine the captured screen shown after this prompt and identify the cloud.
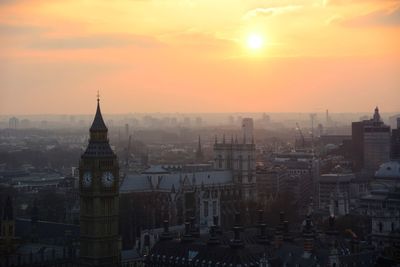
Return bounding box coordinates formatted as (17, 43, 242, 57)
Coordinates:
(0, 23, 47, 35)
(243, 5, 303, 20)
(27, 34, 164, 50)
(161, 29, 234, 51)
(339, 5, 400, 27)
(324, 0, 395, 6)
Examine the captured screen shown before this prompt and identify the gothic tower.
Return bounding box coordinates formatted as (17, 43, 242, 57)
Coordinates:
(79, 97, 120, 266)
(195, 135, 204, 163)
(213, 135, 256, 199)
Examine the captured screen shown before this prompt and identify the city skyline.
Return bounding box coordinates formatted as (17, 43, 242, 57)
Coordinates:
(1, 0, 399, 114)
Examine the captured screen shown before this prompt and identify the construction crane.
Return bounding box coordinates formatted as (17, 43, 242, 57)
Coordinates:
(309, 113, 317, 154)
(296, 122, 306, 149)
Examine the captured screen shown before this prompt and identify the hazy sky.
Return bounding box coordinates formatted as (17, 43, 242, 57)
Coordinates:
(0, 0, 399, 114)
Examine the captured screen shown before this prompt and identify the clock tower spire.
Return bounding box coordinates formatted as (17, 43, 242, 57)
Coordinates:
(79, 96, 121, 266)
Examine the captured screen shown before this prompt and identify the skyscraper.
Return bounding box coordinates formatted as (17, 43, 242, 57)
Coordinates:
(352, 107, 391, 172)
(79, 97, 121, 266)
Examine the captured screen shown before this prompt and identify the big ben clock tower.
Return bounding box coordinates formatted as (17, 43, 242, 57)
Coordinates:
(79, 96, 121, 266)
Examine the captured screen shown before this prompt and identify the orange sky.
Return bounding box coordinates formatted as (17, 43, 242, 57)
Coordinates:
(0, 0, 399, 114)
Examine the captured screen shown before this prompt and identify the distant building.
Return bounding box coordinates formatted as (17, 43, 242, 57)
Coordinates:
(8, 117, 19, 129)
(389, 114, 400, 129)
(391, 118, 400, 160)
(319, 135, 352, 146)
(195, 117, 203, 127)
(241, 118, 254, 142)
(256, 165, 287, 204)
(213, 135, 256, 201)
(352, 107, 391, 172)
(272, 151, 320, 214)
(119, 135, 257, 249)
(318, 172, 353, 216)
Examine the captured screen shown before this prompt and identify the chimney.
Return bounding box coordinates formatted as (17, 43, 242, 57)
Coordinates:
(230, 212, 244, 248)
(274, 212, 285, 247)
(207, 225, 220, 245)
(303, 216, 315, 253)
(181, 221, 193, 243)
(160, 220, 173, 241)
(326, 216, 338, 236)
(257, 209, 268, 244)
(190, 216, 200, 238)
(350, 237, 360, 254)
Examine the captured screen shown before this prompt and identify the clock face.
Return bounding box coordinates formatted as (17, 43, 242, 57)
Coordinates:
(102, 171, 114, 187)
(82, 171, 92, 187)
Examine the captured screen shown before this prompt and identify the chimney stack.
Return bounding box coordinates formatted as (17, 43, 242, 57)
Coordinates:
(160, 220, 173, 241)
(257, 209, 268, 244)
(181, 221, 193, 243)
(303, 215, 315, 253)
(230, 212, 244, 248)
(274, 211, 285, 247)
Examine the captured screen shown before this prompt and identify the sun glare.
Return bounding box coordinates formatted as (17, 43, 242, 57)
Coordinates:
(247, 34, 263, 50)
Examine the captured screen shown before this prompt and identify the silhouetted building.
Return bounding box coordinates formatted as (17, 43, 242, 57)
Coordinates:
(391, 118, 400, 160)
(241, 118, 254, 143)
(79, 97, 121, 266)
(214, 135, 256, 201)
(195, 136, 204, 163)
(352, 107, 391, 172)
(145, 212, 382, 267)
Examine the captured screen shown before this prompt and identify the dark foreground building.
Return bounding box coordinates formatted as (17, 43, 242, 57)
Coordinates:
(144, 212, 388, 267)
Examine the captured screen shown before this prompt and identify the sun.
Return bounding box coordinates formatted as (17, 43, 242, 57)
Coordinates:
(247, 34, 264, 50)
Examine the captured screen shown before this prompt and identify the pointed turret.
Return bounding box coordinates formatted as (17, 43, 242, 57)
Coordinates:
(373, 106, 381, 122)
(90, 98, 108, 133)
(83, 96, 114, 157)
(230, 212, 244, 248)
(195, 135, 204, 162)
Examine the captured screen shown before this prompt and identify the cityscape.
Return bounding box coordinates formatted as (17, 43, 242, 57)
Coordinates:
(1, 1, 400, 267)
